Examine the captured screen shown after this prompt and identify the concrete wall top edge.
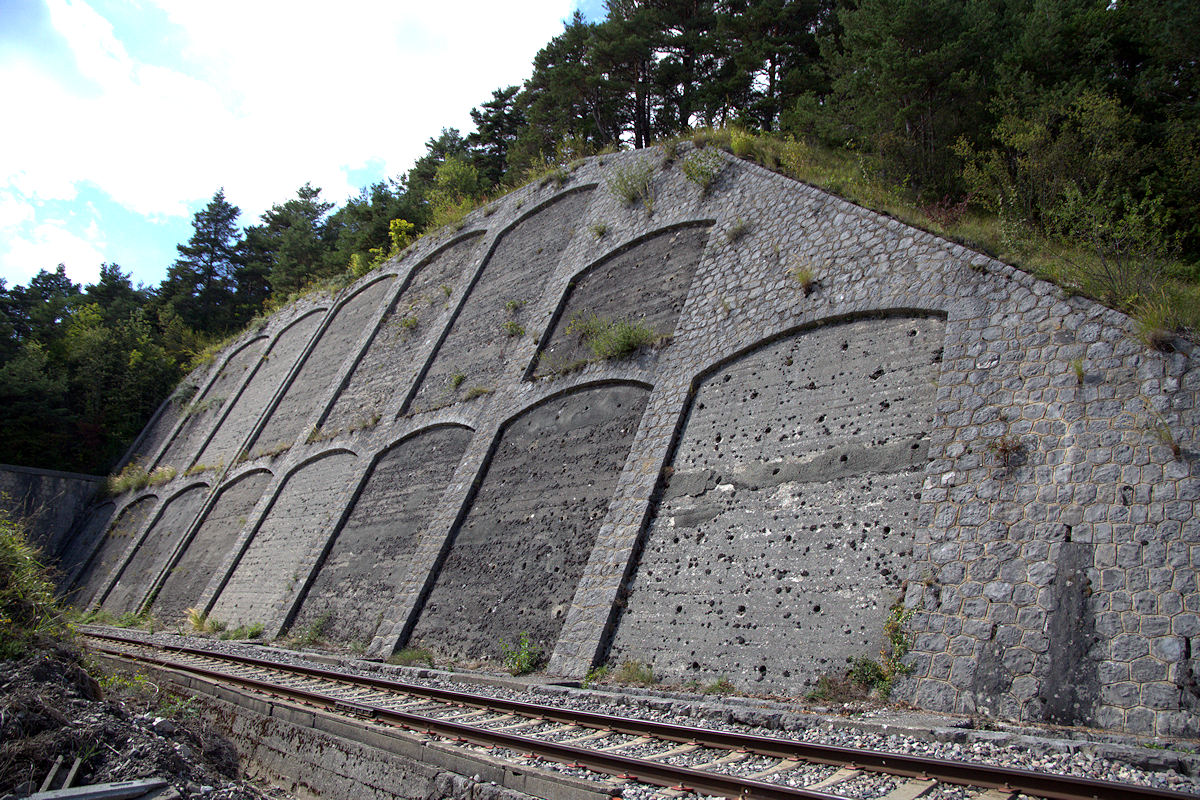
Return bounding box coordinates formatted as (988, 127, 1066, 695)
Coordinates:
(0, 463, 104, 483)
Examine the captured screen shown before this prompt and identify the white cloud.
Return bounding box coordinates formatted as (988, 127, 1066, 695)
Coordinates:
(0, 0, 574, 286)
(2, 218, 107, 286)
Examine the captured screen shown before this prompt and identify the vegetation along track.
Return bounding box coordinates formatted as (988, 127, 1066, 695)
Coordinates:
(83, 628, 1189, 800)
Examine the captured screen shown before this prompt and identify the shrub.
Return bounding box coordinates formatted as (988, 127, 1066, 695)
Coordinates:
(0, 513, 67, 658)
(500, 631, 541, 675)
(682, 147, 724, 196)
(503, 320, 525, 338)
(565, 314, 660, 360)
(606, 157, 655, 210)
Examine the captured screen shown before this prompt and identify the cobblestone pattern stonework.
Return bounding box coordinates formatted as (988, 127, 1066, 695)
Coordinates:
(61, 147, 1197, 736)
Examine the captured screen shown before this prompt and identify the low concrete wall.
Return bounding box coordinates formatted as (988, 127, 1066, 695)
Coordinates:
(0, 463, 103, 555)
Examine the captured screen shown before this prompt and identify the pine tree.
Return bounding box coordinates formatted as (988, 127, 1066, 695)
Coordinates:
(160, 189, 245, 336)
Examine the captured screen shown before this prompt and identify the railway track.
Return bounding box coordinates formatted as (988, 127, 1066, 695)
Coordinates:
(83, 628, 1192, 800)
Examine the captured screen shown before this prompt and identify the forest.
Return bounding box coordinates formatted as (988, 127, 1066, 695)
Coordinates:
(1, 0, 1196, 475)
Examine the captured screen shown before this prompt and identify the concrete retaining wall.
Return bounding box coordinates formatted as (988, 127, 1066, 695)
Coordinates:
(0, 463, 103, 556)
(57, 147, 1198, 737)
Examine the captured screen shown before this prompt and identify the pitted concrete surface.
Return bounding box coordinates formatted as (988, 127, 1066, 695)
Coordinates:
(408, 187, 594, 413)
(410, 383, 650, 661)
(54, 500, 115, 590)
(249, 278, 394, 458)
(195, 310, 326, 468)
(152, 469, 273, 625)
(210, 451, 360, 628)
(534, 223, 710, 377)
(155, 337, 267, 471)
(65, 148, 1199, 737)
(609, 315, 941, 690)
(101, 483, 210, 614)
(291, 425, 473, 646)
(324, 235, 482, 433)
(73, 495, 158, 607)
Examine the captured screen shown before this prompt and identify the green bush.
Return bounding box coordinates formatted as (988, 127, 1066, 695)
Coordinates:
(0, 513, 67, 658)
(606, 157, 655, 209)
(565, 314, 660, 360)
(682, 147, 724, 196)
(500, 631, 541, 675)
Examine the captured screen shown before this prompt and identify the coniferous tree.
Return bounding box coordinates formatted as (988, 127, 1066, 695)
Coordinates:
(159, 189, 245, 336)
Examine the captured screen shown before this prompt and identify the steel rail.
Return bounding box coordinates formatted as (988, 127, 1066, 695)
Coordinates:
(85, 629, 1193, 800)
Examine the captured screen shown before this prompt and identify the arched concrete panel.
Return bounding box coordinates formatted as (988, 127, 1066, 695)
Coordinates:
(407, 186, 596, 413)
(70, 495, 158, 608)
(248, 278, 395, 457)
(289, 424, 475, 646)
(533, 221, 713, 378)
(607, 312, 946, 692)
(155, 336, 269, 471)
(409, 381, 650, 662)
(209, 449, 360, 628)
(324, 234, 484, 433)
(54, 500, 115, 591)
(194, 309, 326, 469)
(100, 483, 210, 614)
(151, 468, 273, 625)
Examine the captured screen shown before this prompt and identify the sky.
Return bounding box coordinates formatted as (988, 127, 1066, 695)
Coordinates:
(0, 0, 608, 291)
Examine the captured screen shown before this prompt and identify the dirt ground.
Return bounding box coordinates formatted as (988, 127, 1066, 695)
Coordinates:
(0, 638, 292, 799)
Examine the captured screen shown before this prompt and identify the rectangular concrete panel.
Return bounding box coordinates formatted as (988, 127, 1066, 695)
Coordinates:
(290, 426, 474, 646)
(151, 469, 273, 625)
(210, 451, 359, 628)
(409, 383, 650, 662)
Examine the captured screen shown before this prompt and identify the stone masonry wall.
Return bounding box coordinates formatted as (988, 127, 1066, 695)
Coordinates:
(57, 147, 1197, 737)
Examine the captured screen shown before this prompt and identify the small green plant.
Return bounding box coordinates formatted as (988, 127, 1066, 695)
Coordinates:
(1143, 402, 1183, 458)
(220, 622, 264, 640)
(607, 157, 655, 211)
(565, 313, 661, 360)
(849, 656, 887, 690)
(1134, 293, 1177, 351)
(500, 631, 542, 675)
(398, 315, 419, 331)
(464, 386, 493, 400)
(442, 284, 453, 297)
(181, 395, 225, 418)
(790, 265, 819, 295)
(589, 221, 608, 239)
(1070, 357, 1085, 385)
(389, 647, 435, 667)
(612, 659, 655, 686)
(504, 299, 525, 314)
(724, 217, 750, 244)
(986, 433, 1023, 469)
(183, 461, 223, 477)
(290, 611, 331, 649)
(582, 664, 610, 688)
(703, 676, 735, 695)
(681, 147, 724, 196)
(503, 320, 525, 338)
(450, 373, 466, 390)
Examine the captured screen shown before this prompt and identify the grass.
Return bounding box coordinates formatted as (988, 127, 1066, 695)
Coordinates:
(503, 320, 525, 337)
(612, 659, 655, 686)
(388, 647, 435, 667)
(606, 157, 655, 211)
(450, 372, 466, 390)
(681, 146, 724, 196)
(106, 463, 176, 496)
(702, 676, 735, 694)
(589, 221, 608, 239)
(1070, 357, 1086, 385)
(0, 512, 67, 659)
(790, 264, 819, 295)
(679, 126, 1198, 339)
(724, 217, 750, 244)
(986, 433, 1024, 470)
(464, 386, 493, 400)
(565, 313, 662, 361)
(289, 611, 332, 649)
